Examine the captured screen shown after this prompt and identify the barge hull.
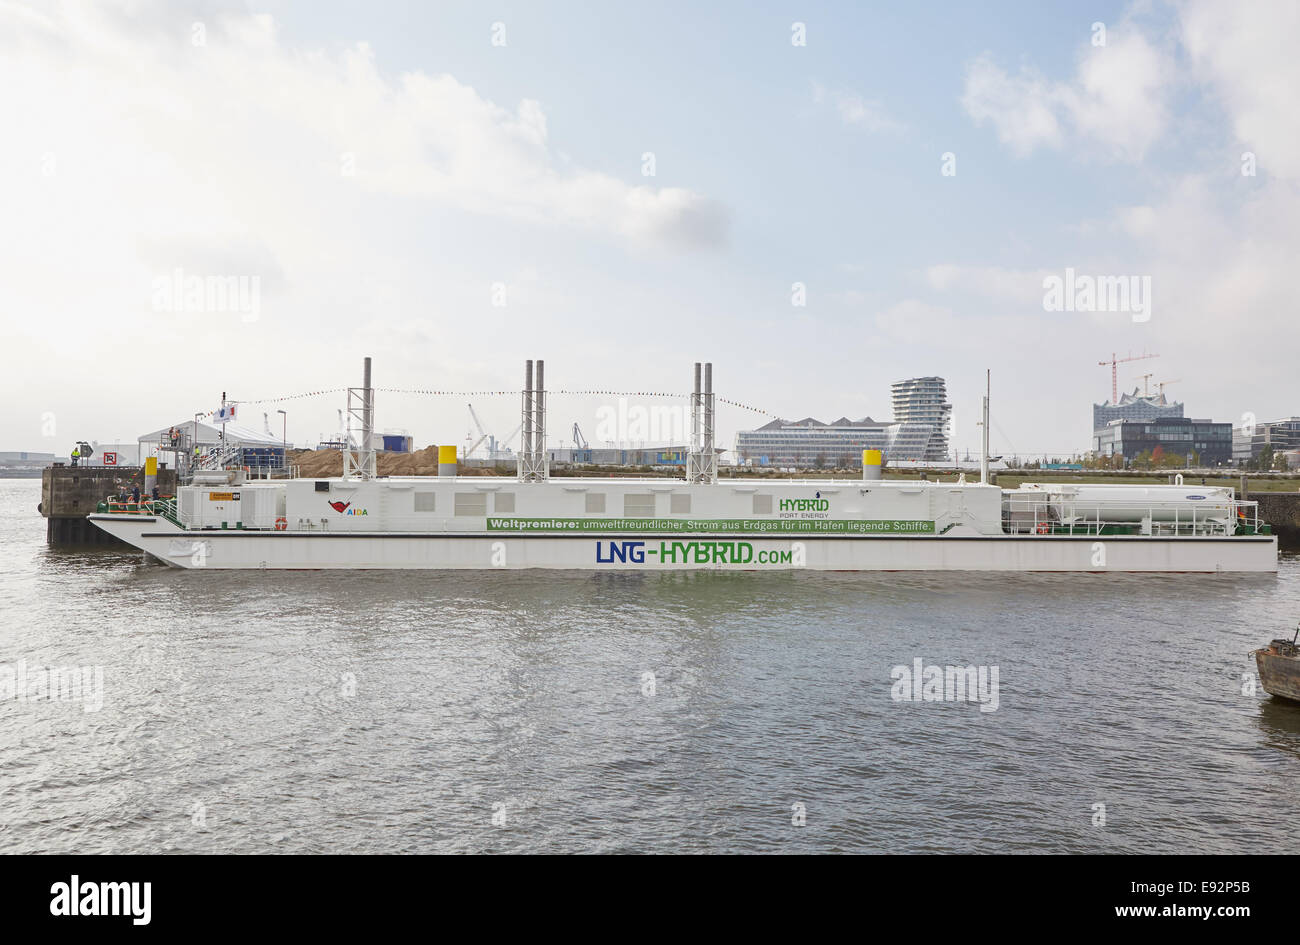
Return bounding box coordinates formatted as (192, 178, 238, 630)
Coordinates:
(87, 515, 1278, 571)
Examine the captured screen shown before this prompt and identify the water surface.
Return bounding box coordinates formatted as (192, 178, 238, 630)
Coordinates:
(2, 479, 1298, 853)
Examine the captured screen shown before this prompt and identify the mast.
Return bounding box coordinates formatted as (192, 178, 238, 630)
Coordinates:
(980, 369, 990, 485)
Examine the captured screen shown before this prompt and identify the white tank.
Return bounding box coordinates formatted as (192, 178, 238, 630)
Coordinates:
(1014, 483, 1235, 524)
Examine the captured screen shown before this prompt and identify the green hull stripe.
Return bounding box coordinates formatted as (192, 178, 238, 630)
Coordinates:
(485, 517, 935, 534)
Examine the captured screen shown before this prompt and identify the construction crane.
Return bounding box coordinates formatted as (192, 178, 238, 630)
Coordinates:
(571, 422, 589, 451)
(465, 403, 490, 458)
(492, 422, 523, 457)
(1099, 351, 1157, 404)
(1157, 378, 1181, 398)
(1134, 373, 1155, 396)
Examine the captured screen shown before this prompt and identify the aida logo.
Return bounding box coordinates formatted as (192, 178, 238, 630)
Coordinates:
(326, 500, 368, 515)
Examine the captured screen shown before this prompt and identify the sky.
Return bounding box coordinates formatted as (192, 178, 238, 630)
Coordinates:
(1, 0, 1297, 460)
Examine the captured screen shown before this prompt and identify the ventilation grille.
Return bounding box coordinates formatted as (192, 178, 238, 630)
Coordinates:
(585, 492, 605, 514)
(454, 493, 487, 516)
(670, 493, 691, 514)
(495, 492, 515, 514)
(752, 494, 773, 515)
(414, 492, 436, 512)
(624, 494, 656, 517)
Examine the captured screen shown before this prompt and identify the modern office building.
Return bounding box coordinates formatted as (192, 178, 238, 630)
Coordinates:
(1092, 417, 1233, 466)
(1233, 416, 1300, 466)
(734, 417, 940, 467)
(890, 377, 951, 461)
(1092, 389, 1184, 431)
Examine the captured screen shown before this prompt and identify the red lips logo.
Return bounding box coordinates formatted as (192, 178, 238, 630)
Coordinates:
(328, 500, 351, 513)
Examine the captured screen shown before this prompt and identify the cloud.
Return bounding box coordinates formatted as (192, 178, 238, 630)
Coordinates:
(0, 2, 727, 250)
(925, 265, 1053, 306)
(961, 30, 1173, 160)
(960, 56, 1065, 155)
(813, 81, 903, 133)
(873, 299, 963, 344)
(1180, 0, 1300, 180)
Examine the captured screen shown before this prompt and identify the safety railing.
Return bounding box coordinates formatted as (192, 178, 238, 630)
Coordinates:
(1001, 493, 1267, 537)
(95, 496, 182, 526)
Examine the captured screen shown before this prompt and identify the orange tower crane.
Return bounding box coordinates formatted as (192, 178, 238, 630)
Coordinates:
(1099, 351, 1158, 404)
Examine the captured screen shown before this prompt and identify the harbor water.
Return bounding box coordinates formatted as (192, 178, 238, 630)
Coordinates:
(3, 478, 1299, 854)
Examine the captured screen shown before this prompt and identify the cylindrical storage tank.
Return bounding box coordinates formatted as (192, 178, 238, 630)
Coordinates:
(1049, 485, 1234, 523)
(438, 445, 458, 477)
(862, 449, 883, 481)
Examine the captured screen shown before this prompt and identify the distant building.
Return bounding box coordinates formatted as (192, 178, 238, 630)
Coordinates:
(1093, 389, 1184, 431)
(1092, 417, 1233, 466)
(735, 417, 940, 468)
(891, 377, 951, 461)
(1233, 416, 1300, 466)
(0, 451, 57, 464)
(548, 446, 691, 466)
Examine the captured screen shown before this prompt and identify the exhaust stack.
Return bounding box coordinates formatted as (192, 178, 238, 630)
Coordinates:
(343, 357, 376, 480)
(687, 361, 718, 484)
(518, 358, 549, 482)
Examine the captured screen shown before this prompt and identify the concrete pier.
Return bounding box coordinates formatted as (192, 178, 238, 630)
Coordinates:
(1248, 491, 1300, 550)
(40, 464, 177, 546)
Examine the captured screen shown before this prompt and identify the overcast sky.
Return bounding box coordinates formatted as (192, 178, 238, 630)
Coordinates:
(2, 0, 1296, 459)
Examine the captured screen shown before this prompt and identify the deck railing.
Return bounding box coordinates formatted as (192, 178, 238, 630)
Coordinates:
(1002, 493, 1266, 537)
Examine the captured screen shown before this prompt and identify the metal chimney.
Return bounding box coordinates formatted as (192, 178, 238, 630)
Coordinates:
(362, 356, 373, 454)
(536, 359, 545, 459)
(519, 358, 549, 482)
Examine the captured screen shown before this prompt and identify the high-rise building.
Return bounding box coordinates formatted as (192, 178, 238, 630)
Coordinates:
(734, 417, 940, 467)
(890, 377, 951, 461)
(1092, 389, 1183, 431)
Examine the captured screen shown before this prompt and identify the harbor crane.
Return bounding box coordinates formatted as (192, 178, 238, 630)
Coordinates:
(571, 422, 589, 451)
(465, 403, 525, 459)
(1099, 351, 1157, 404)
(465, 403, 491, 458)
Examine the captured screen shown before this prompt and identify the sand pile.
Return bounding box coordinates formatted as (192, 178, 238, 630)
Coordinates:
(287, 447, 496, 478)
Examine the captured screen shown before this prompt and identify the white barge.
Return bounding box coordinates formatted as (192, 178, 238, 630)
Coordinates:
(88, 360, 1277, 572)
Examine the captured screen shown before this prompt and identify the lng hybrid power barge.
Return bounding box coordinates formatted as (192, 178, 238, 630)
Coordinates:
(88, 360, 1277, 572)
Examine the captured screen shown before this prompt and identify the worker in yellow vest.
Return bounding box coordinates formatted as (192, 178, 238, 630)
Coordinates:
(71, 447, 80, 467)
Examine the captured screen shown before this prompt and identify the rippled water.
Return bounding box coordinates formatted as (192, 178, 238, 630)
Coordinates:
(2, 477, 1299, 854)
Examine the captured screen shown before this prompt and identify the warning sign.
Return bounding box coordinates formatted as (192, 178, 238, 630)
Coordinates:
(102, 452, 118, 466)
